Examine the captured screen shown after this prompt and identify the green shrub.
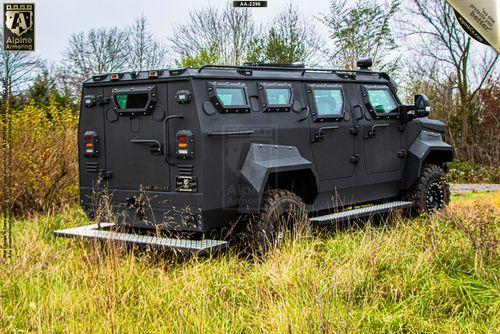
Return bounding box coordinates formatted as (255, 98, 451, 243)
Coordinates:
(0, 97, 78, 215)
(448, 160, 500, 183)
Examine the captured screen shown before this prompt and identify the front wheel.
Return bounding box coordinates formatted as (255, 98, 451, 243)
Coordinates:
(404, 163, 450, 215)
(248, 189, 309, 258)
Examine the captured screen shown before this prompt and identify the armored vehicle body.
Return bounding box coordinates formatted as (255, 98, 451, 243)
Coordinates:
(56, 58, 454, 254)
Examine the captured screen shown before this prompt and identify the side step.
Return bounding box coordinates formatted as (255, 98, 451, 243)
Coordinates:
(310, 201, 414, 225)
(54, 223, 228, 254)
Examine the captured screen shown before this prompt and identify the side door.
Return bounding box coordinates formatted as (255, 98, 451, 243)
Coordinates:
(102, 84, 171, 192)
(360, 84, 403, 178)
(305, 83, 356, 180)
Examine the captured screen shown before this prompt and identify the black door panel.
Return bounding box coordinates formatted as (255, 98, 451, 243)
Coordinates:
(360, 85, 403, 177)
(103, 85, 170, 191)
(306, 83, 355, 181)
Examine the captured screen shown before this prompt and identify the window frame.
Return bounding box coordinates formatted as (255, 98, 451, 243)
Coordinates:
(112, 85, 158, 116)
(362, 85, 401, 119)
(306, 83, 346, 122)
(208, 82, 250, 114)
(258, 82, 293, 112)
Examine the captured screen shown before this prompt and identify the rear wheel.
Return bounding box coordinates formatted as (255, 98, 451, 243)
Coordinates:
(248, 189, 308, 257)
(404, 163, 450, 215)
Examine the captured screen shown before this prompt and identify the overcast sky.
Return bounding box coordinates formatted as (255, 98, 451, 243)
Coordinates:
(33, 0, 332, 63)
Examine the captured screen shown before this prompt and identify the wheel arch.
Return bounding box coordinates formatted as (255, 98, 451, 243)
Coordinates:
(238, 143, 318, 213)
(402, 131, 454, 189)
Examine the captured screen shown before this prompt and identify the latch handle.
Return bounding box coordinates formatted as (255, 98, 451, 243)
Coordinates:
(130, 139, 162, 154)
(367, 123, 389, 137)
(312, 125, 339, 143)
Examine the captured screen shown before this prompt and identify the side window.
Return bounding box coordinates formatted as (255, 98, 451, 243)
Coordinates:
(366, 88, 397, 114)
(312, 88, 343, 117)
(258, 82, 293, 112)
(208, 82, 250, 113)
(265, 88, 291, 106)
(215, 87, 247, 107)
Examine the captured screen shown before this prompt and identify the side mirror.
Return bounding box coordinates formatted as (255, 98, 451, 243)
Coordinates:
(414, 94, 430, 118)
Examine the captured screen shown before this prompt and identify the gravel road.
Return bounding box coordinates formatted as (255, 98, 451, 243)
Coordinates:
(451, 184, 500, 194)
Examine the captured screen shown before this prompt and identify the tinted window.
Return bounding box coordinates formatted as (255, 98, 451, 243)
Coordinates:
(216, 88, 246, 106)
(265, 88, 291, 105)
(115, 93, 149, 109)
(367, 89, 397, 114)
(313, 89, 343, 116)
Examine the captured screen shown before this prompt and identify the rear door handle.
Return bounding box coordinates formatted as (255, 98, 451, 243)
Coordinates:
(130, 139, 162, 154)
(367, 123, 389, 137)
(312, 125, 339, 143)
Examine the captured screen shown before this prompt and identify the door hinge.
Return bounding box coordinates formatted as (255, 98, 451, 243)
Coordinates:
(350, 154, 360, 163)
(398, 149, 407, 158)
(97, 96, 111, 105)
(349, 126, 359, 135)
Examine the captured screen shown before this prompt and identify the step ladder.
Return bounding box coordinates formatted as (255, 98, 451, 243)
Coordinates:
(54, 201, 413, 252)
(54, 223, 228, 254)
(310, 201, 414, 225)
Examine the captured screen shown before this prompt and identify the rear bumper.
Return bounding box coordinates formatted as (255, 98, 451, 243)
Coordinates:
(80, 187, 236, 233)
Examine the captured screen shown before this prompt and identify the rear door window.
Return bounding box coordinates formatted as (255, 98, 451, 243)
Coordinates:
(114, 93, 149, 109)
(313, 89, 343, 116)
(265, 88, 291, 106)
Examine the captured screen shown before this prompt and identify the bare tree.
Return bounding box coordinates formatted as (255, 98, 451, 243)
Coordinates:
(170, 2, 256, 65)
(320, 0, 400, 71)
(64, 27, 128, 77)
(61, 27, 128, 98)
(405, 0, 498, 160)
(127, 14, 168, 70)
(0, 31, 41, 92)
(246, 3, 321, 64)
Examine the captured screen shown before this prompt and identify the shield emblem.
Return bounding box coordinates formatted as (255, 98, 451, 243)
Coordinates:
(5, 7, 33, 37)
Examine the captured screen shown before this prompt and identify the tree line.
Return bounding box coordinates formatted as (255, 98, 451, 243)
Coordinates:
(1, 0, 498, 167)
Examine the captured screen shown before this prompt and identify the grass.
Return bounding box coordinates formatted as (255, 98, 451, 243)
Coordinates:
(0, 192, 499, 333)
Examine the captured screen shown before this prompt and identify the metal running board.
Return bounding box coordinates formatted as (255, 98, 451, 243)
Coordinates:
(54, 223, 228, 254)
(310, 201, 414, 224)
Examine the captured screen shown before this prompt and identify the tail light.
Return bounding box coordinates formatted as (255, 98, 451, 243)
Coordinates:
(176, 130, 194, 159)
(83, 131, 99, 157)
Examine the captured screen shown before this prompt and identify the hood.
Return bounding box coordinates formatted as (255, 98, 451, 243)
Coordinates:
(418, 118, 447, 133)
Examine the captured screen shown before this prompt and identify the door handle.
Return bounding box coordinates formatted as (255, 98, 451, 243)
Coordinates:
(130, 139, 162, 154)
(367, 123, 389, 137)
(312, 125, 339, 143)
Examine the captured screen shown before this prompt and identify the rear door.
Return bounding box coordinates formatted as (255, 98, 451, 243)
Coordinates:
(102, 84, 170, 191)
(305, 83, 356, 180)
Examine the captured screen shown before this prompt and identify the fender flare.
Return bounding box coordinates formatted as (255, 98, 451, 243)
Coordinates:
(238, 143, 317, 212)
(403, 130, 454, 189)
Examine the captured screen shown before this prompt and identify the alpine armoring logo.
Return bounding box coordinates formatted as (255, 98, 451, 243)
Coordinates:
(3, 3, 35, 51)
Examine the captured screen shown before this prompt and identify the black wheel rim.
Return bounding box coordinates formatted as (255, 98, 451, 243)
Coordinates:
(425, 180, 445, 213)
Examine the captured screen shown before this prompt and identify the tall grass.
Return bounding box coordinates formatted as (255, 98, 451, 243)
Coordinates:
(0, 193, 498, 333)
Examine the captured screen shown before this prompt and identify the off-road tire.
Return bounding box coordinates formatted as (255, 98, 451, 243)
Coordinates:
(248, 189, 308, 258)
(404, 163, 450, 216)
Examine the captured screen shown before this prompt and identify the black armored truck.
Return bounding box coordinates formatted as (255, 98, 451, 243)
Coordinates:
(55, 58, 454, 254)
